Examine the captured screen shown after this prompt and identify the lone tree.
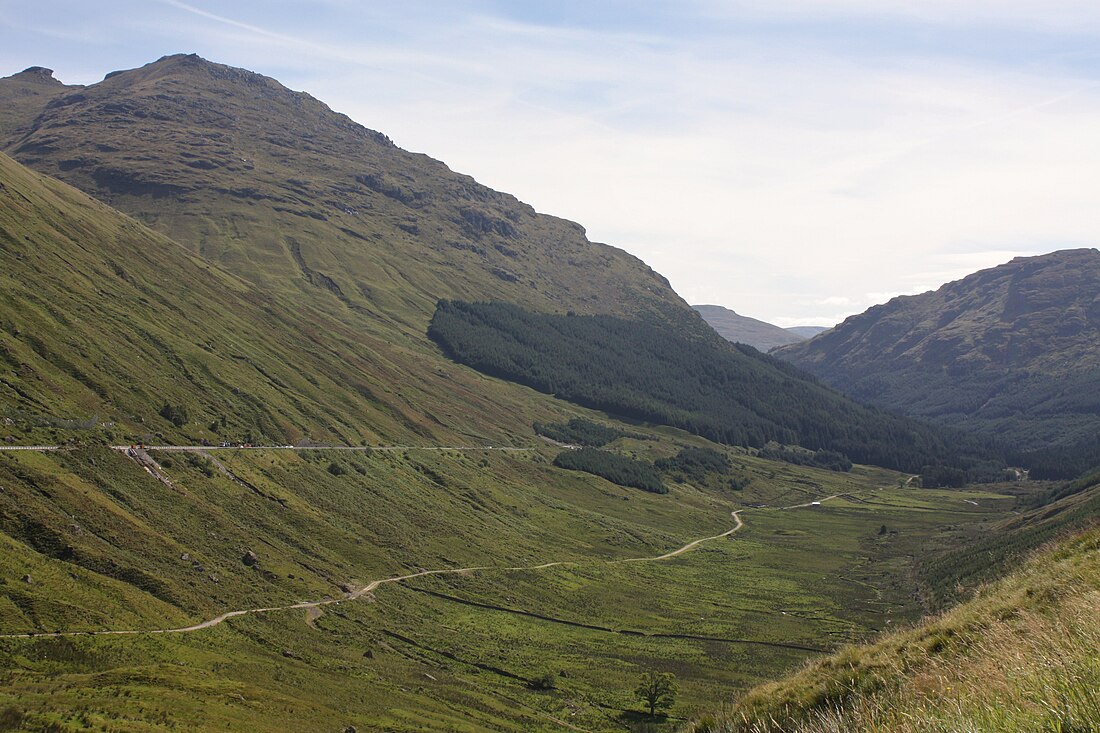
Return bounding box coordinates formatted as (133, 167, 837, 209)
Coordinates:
(635, 670, 676, 717)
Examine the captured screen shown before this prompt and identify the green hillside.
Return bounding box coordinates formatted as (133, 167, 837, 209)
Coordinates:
(920, 474, 1100, 608)
(774, 250, 1100, 478)
(0, 150, 546, 447)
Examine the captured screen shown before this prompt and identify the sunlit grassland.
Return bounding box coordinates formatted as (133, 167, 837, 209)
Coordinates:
(0, 440, 1019, 731)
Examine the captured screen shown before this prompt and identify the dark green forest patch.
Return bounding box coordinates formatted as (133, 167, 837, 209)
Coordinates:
(429, 300, 1002, 474)
(553, 447, 666, 493)
(534, 418, 644, 447)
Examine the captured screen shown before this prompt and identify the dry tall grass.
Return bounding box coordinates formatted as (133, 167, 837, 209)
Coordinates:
(689, 528, 1100, 733)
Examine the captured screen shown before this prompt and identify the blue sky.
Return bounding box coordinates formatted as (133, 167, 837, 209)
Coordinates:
(4, 1, 1100, 325)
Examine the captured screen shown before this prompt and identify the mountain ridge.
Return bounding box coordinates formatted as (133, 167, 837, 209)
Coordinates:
(692, 304, 806, 351)
(774, 248, 1100, 474)
(1, 53, 693, 336)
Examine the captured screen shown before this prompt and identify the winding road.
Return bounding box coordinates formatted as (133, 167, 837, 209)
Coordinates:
(0, 494, 846, 640)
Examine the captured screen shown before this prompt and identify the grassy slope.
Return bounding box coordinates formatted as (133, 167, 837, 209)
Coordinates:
(920, 479, 1100, 608)
(0, 149, 641, 448)
(0, 150, 400, 444)
(701, 492, 1100, 733)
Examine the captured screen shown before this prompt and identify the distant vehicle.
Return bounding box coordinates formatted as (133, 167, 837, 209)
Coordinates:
(811, 501, 822, 505)
(218, 442, 231, 448)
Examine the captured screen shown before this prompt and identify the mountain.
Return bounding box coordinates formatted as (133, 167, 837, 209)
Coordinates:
(693, 304, 806, 351)
(786, 325, 828, 339)
(0, 54, 702, 447)
(0, 54, 994, 475)
(0, 67, 76, 139)
(774, 249, 1100, 477)
(0, 55, 688, 336)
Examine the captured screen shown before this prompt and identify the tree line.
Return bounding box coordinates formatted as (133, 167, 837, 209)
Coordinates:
(553, 447, 666, 494)
(534, 418, 645, 447)
(429, 300, 1003, 474)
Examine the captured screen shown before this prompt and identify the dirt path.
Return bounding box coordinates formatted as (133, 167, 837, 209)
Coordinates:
(617, 510, 743, 563)
(0, 496, 854, 641)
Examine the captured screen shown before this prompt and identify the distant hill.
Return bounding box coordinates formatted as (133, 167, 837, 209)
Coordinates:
(786, 325, 829, 339)
(774, 249, 1100, 477)
(693, 304, 806, 351)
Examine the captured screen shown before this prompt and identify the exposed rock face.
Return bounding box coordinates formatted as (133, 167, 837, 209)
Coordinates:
(20, 67, 59, 82)
(0, 66, 79, 138)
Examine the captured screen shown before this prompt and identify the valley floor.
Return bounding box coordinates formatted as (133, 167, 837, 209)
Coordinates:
(0, 444, 1017, 732)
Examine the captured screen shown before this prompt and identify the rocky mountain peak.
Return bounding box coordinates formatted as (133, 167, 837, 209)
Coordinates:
(17, 66, 60, 84)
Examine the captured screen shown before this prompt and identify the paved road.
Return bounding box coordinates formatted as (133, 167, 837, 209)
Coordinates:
(0, 444, 533, 452)
(141, 445, 534, 452)
(0, 496, 854, 640)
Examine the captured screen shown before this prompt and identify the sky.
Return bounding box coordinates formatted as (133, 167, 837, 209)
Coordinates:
(3, 1, 1100, 326)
